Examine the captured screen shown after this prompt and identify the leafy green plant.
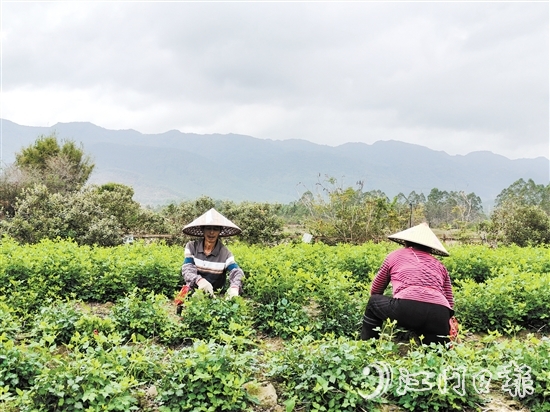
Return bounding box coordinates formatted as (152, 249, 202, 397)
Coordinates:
(386, 343, 484, 411)
(180, 292, 257, 349)
(311, 270, 369, 338)
(465, 333, 550, 412)
(70, 313, 125, 350)
(111, 289, 184, 345)
(0, 237, 182, 312)
(156, 340, 258, 411)
(0, 301, 21, 341)
(512, 336, 550, 411)
(0, 340, 49, 396)
(87, 242, 181, 302)
(332, 242, 392, 282)
(253, 297, 314, 340)
(455, 270, 550, 333)
(20, 350, 140, 411)
(267, 336, 385, 411)
(1, 237, 550, 411)
(74, 313, 117, 337)
(30, 300, 83, 345)
(444, 245, 494, 283)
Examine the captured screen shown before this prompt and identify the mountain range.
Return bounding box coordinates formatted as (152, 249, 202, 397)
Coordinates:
(1, 119, 548, 208)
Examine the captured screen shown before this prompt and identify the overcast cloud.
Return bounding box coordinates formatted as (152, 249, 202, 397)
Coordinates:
(1, 1, 548, 160)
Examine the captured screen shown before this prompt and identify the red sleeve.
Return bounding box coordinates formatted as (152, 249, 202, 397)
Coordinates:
(441, 266, 454, 309)
(370, 256, 392, 295)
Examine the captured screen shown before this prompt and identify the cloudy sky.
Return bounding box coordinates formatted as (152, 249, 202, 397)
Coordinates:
(1, 1, 548, 160)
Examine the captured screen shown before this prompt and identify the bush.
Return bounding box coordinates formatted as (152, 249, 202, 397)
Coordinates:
(268, 336, 486, 412)
(312, 270, 369, 338)
(0, 237, 182, 315)
(0, 238, 95, 319)
(20, 351, 140, 411)
(0, 238, 549, 411)
(0, 302, 21, 341)
(490, 204, 550, 247)
(179, 293, 256, 350)
(221, 201, 285, 246)
(267, 337, 384, 411)
(30, 301, 83, 346)
(0, 340, 49, 395)
(455, 270, 550, 333)
(156, 341, 258, 411)
(111, 289, 184, 345)
(445, 244, 550, 284)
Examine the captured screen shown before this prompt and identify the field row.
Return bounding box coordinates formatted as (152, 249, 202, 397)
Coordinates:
(1, 237, 549, 411)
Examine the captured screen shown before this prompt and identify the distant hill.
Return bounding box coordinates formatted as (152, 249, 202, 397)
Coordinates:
(1, 119, 548, 207)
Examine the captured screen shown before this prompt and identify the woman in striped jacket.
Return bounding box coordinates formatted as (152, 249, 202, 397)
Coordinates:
(180, 208, 244, 299)
(361, 222, 454, 346)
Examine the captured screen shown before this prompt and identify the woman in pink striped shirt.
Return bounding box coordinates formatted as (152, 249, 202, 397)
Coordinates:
(361, 223, 454, 346)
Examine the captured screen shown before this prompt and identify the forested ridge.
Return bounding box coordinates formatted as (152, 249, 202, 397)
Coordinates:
(3, 119, 548, 206)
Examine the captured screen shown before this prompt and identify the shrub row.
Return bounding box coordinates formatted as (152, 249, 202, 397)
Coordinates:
(269, 332, 550, 412)
(2, 305, 550, 411)
(232, 241, 394, 282)
(2, 237, 550, 336)
(455, 269, 550, 333)
(0, 237, 182, 321)
(0, 336, 258, 412)
(444, 244, 550, 283)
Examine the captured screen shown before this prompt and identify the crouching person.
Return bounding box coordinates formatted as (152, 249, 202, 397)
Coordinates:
(180, 208, 244, 301)
(361, 222, 454, 346)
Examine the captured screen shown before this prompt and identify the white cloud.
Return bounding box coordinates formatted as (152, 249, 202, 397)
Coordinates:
(1, 1, 548, 160)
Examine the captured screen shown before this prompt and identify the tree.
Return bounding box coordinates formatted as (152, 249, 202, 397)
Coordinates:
(15, 133, 94, 193)
(424, 189, 484, 228)
(93, 183, 141, 233)
(0, 184, 70, 244)
(0, 183, 168, 246)
(0, 164, 35, 218)
(300, 177, 402, 244)
(424, 188, 450, 227)
(489, 204, 550, 246)
(394, 191, 427, 227)
(1, 134, 96, 219)
(449, 191, 484, 225)
(277, 199, 309, 225)
(487, 179, 550, 246)
(160, 196, 284, 246)
(219, 201, 284, 245)
(495, 178, 550, 214)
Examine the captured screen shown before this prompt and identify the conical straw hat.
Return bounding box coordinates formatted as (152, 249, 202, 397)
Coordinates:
(388, 222, 449, 256)
(182, 208, 242, 237)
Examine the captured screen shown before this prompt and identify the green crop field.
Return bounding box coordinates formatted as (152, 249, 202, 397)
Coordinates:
(1, 237, 549, 411)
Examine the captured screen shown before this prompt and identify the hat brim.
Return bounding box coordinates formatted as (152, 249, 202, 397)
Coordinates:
(182, 208, 242, 237)
(388, 223, 449, 256)
(182, 225, 241, 237)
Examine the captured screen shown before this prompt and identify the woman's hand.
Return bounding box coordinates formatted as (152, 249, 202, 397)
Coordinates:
(226, 287, 239, 299)
(197, 278, 214, 296)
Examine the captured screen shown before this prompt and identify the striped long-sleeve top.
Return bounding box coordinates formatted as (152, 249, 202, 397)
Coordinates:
(370, 247, 454, 310)
(182, 239, 244, 291)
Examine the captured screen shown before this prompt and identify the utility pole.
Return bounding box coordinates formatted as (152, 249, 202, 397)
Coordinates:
(409, 203, 413, 228)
